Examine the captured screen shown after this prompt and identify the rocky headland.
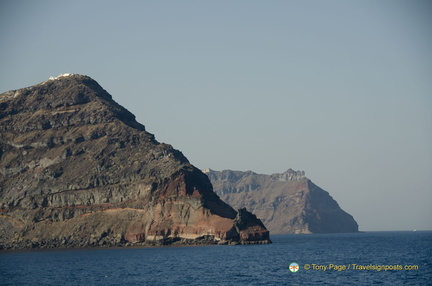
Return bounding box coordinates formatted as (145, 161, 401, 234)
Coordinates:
(0, 74, 270, 249)
(204, 168, 358, 234)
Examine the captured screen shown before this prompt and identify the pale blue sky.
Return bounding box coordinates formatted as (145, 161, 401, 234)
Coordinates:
(1, 0, 431, 231)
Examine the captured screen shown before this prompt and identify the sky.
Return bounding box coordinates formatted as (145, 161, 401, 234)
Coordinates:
(1, 0, 431, 231)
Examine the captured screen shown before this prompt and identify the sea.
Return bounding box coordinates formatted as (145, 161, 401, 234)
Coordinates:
(1, 231, 431, 285)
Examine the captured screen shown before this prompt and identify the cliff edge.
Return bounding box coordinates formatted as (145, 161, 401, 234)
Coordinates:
(204, 169, 358, 234)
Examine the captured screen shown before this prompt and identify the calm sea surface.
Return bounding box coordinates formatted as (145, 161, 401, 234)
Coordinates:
(1, 231, 431, 285)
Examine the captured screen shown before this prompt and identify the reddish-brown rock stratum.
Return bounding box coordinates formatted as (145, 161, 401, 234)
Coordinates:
(0, 74, 270, 249)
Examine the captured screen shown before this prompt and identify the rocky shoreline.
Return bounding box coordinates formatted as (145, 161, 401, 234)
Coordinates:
(1, 235, 271, 251)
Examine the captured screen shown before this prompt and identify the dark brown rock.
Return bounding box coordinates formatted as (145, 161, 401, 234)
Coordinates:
(204, 168, 358, 234)
(0, 74, 270, 249)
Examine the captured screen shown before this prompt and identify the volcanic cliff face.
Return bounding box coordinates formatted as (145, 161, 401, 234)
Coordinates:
(0, 74, 270, 249)
(204, 169, 358, 234)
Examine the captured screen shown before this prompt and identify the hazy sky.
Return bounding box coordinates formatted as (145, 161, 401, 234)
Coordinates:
(1, 0, 431, 231)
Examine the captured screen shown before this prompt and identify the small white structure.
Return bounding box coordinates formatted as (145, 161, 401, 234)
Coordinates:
(48, 73, 75, 80)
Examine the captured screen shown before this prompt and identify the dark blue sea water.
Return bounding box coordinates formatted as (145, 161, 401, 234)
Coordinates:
(1, 231, 431, 285)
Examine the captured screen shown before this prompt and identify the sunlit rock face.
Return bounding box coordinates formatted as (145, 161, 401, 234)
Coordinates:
(0, 74, 270, 249)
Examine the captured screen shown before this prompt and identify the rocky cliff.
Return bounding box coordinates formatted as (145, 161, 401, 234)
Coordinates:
(204, 169, 358, 234)
(0, 74, 270, 249)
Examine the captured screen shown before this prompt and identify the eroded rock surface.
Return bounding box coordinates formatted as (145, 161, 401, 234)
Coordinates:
(0, 74, 270, 249)
(204, 169, 358, 234)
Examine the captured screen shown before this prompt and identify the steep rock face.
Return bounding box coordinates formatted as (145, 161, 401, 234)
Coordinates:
(0, 74, 270, 249)
(204, 169, 358, 234)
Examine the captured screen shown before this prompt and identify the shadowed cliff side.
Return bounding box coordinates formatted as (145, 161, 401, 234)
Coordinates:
(204, 169, 358, 234)
(0, 74, 270, 249)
